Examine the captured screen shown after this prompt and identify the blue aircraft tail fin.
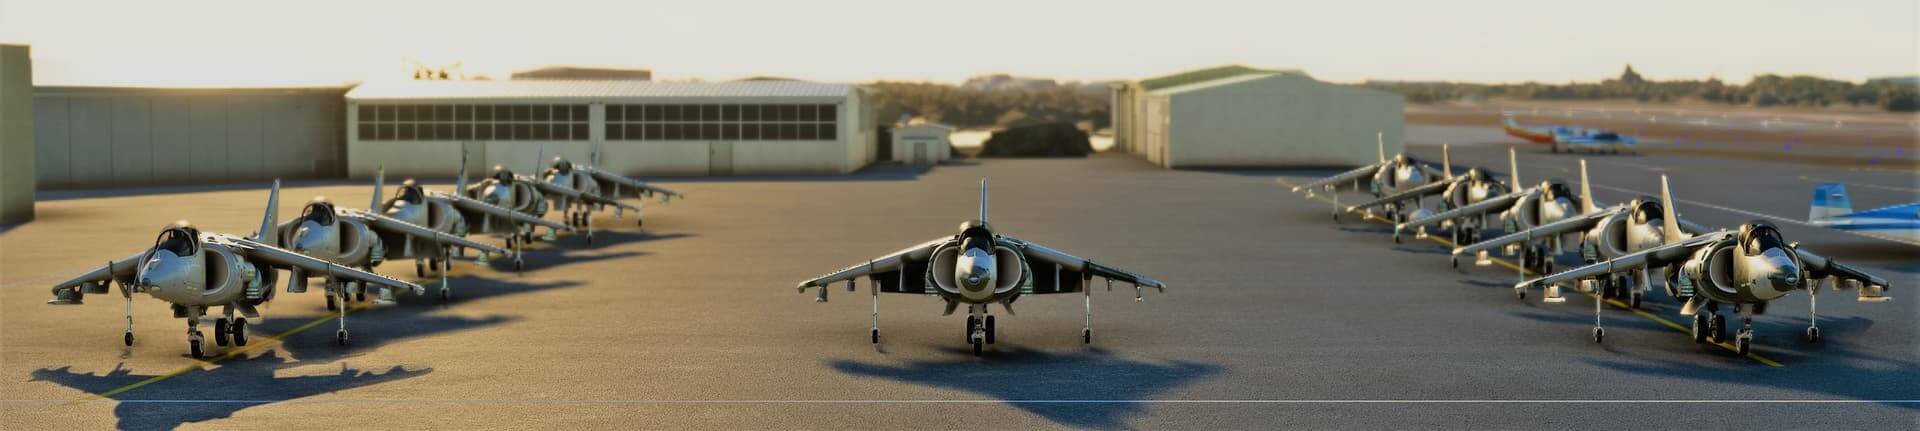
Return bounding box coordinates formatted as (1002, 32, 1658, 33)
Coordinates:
(1810, 183, 1852, 222)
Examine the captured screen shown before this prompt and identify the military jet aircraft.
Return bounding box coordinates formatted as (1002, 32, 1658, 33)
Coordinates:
(1516, 176, 1891, 354)
(273, 170, 512, 306)
(432, 150, 573, 264)
(795, 179, 1167, 355)
(1397, 148, 1585, 274)
(1340, 144, 1510, 244)
(539, 145, 684, 243)
(1290, 132, 1447, 223)
(46, 180, 425, 357)
(1450, 160, 1711, 307)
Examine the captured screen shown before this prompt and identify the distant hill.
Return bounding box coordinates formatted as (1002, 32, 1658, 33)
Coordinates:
(1362, 65, 1918, 112)
(867, 79, 1111, 129)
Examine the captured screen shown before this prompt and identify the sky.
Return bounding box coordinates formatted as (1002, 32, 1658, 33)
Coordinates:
(1, 0, 1915, 87)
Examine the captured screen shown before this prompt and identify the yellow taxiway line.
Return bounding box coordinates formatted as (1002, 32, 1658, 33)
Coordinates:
(1276, 178, 1785, 367)
(69, 303, 375, 405)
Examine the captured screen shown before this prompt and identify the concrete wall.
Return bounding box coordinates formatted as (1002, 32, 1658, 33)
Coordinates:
(33, 87, 347, 189)
(1, 45, 32, 224)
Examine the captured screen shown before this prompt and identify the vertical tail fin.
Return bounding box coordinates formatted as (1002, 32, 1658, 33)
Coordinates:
(1376, 132, 1386, 164)
(1809, 183, 1853, 222)
(592, 141, 603, 167)
(979, 178, 989, 223)
(1578, 159, 1596, 213)
(255, 179, 281, 247)
(1441, 143, 1452, 180)
(1508, 146, 1520, 187)
(1659, 175, 1683, 244)
(371, 163, 385, 210)
(456, 147, 470, 192)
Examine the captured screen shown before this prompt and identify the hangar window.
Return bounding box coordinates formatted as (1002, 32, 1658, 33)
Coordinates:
(599, 103, 839, 142)
(358, 124, 375, 140)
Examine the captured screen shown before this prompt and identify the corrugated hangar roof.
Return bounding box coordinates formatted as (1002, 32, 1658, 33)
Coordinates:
(347, 80, 855, 101)
(1137, 65, 1308, 91)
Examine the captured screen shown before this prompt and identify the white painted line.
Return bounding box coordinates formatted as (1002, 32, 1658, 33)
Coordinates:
(7, 399, 1919, 405)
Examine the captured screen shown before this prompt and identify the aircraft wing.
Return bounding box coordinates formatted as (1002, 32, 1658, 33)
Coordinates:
(1792, 247, 1891, 290)
(1290, 163, 1381, 194)
(1399, 189, 1528, 231)
(574, 192, 642, 214)
(1000, 236, 1166, 292)
(796, 237, 952, 291)
(518, 175, 582, 199)
(341, 209, 508, 255)
(432, 192, 569, 231)
(1345, 179, 1452, 213)
(584, 168, 684, 201)
(1453, 207, 1614, 256)
(1516, 232, 1729, 290)
(222, 235, 426, 295)
(48, 250, 149, 304)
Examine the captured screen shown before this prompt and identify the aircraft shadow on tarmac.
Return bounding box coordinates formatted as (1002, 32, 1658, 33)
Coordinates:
(483, 230, 694, 272)
(829, 347, 1221, 429)
(28, 278, 583, 431)
(1582, 325, 1920, 408)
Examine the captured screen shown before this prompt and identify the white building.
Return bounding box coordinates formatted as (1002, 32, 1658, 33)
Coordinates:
(345, 80, 876, 178)
(891, 122, 952, 165)
(1111, 65, 1403, 168)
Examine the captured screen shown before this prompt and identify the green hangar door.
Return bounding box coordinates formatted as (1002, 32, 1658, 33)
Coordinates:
(708, 141, 732, 175)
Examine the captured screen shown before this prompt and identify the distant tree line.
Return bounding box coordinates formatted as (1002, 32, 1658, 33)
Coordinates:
(1362, 65, 1919, 112)
(865, 81, 1112, 129)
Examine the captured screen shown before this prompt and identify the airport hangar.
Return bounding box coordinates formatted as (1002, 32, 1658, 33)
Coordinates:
(1110, 65, 1405, 168)
(345, 80, 879, 179)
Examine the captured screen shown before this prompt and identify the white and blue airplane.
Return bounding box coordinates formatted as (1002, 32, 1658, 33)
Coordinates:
(1810, 183, 1920, 243)
(1503, 114, 1638, 154)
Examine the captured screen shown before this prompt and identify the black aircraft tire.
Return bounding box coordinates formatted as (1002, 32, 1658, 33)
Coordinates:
(232, 319, 248, 347)
(213, 319, 230, 347)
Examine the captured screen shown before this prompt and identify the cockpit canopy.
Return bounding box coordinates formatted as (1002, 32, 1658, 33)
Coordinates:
(395, 183, 425, 204)
(155, 226, 199, 256)
(301, 200, 338, 225)
(491, 165, 515, 182)
(1740, 222, 1786, 256)
(551, 157, 573, 174)
(1545, 182, 1574, 201)
(1630, 199, 1662, 224)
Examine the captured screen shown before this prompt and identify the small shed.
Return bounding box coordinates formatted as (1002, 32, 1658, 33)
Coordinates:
(891, 122, 953, 165)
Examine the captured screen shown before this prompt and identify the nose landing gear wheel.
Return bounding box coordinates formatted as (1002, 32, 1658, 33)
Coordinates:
(1710, 314, 1727, 343)
(1735, 331, 1753, 355)
(1691, 313, 1709, 344)
(213, 319, 230, 347)
(985, 316, 996, 345)
(188, 332, 205, 358)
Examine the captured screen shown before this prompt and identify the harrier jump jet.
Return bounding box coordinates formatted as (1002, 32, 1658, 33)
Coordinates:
(46, 181, 424, 357)
(795, 179, 1167, 355)
(1516, 176, 1891, 354)
(433, 150, 572, 264)
(1290, 133, 1447, 223)
(1340, 144, 1510, 244)
(275, 169, 511, 306)
(1398, 148, 1585, 274)
(540, 145, 684, 243)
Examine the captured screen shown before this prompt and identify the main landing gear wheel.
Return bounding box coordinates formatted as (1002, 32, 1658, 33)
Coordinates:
(325, 294, 339, 311)
(231, 318, 248, 347)
(1628, 291, 1644, 310)
(214, 319, 230, 347)
(965, 316, 977, 344)
(1592, 326, 1605, 343)
(985, 316, 996, 345)
(1806, 327, 1821, 343)
(1709, 314, 1727, 343)
(336, 329, 350, 346)
(355, 289, 366, 303)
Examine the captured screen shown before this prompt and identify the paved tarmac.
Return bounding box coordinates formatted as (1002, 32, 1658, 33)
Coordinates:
(3, 140, 1916, 429)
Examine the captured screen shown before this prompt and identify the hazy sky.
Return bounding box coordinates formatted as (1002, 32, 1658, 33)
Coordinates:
(1, 0, 1914, 86)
